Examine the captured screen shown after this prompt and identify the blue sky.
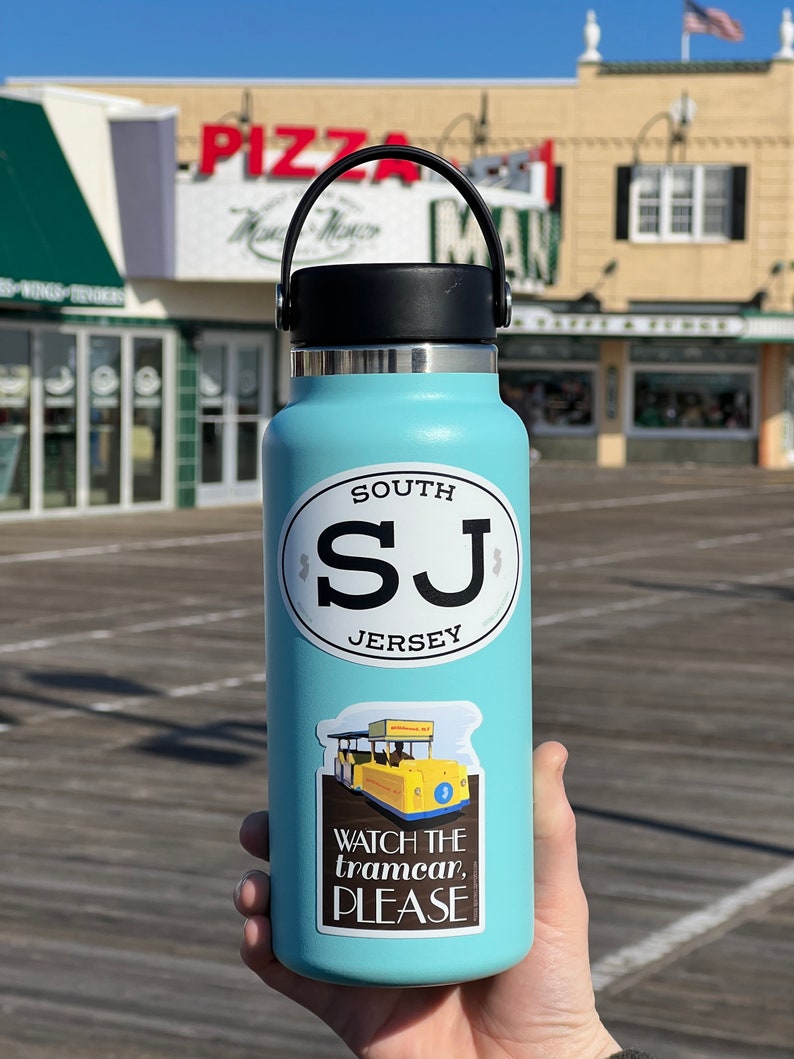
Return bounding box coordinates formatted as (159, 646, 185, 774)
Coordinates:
(3, 0, 787, 81)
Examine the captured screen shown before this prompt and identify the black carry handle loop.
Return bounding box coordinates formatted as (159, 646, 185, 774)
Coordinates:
(277, 144, 512, 332)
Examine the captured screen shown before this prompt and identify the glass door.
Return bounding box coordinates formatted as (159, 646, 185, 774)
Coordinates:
(236, 344, 263, 487)
(0, 324, 173, 518)
(0, 330, 31, 513)
(42, 332, 78, 509)
(199, 343, 226, 490)
(198, 334, 272, 505)
(89, 335, 122, 506)
(132, 337, 164, 503)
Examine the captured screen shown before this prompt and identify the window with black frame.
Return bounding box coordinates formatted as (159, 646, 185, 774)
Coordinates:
(615, 164, 747, 243)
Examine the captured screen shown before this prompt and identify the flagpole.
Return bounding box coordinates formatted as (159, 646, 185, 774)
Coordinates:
(682, 30, 690, 61)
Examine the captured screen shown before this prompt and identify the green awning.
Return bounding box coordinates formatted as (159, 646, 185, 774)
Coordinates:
(0, 96, 125, 308)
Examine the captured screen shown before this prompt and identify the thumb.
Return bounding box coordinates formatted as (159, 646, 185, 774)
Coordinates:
(530, 742, 622, 1058)
(533, 741, 590, 939)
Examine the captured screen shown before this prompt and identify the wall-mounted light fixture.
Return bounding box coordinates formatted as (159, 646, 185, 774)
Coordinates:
(593, 258, 618, 294)
(574, 259, 619, 312)
(215, 88, 254, 142)
(748, 260, 788, 309)
(632, 93, 696, 166)
(436, 91, 490, 162)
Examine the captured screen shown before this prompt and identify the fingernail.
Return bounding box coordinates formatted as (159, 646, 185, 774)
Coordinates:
(243, 917, 258, 947)
(557, 749, 569, 782)
(234, 873, 249, 904)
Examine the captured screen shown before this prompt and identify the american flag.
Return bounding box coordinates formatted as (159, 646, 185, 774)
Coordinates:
(683, 0, 744, 41)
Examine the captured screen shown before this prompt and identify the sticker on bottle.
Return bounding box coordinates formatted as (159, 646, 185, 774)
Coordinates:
(278, 462, 522, 668)
(316, 701, 484, 937)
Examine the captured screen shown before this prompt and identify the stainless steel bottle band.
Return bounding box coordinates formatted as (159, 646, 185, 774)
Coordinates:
(292, 344, 498, 377)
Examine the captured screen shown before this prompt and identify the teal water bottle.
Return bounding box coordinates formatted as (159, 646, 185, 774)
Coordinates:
(262, 145, 533, 986)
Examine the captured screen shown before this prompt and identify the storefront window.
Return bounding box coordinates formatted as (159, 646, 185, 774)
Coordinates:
(784, 357, 794, 460)
(236, 346, 260, 483)
(133, 337, 164, 502)
(42, 332, 78, 509)
(89, 335, 122, 505)
(632, 371, 754, 432)
(200, 344, 225, 485)
(0, 324, 172, 519)
(0, 330, 31, 512)
(629, 343, 757, 365)
(500, 368, 595, 435)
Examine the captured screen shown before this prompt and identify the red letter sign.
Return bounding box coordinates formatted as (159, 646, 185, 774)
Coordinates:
(199, 124, 244, 175)
(271, 126, 317, 178)
(247, 125, 265, 177)
(372, 132, 421, 184)
(326, 128, 368, 181)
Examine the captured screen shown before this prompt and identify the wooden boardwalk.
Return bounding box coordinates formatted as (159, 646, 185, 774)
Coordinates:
(0, 464, 792, 1058)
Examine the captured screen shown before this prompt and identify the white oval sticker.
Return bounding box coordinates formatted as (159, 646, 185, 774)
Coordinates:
(278, 463, 522, 668)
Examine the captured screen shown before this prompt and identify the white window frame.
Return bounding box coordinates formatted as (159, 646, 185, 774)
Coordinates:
(0, 321, 175, 519)
(78, 325, 176, 513)
(626, 363, 758, 440)
(630, 164, 732, 243)
(197, 330, 274, 508)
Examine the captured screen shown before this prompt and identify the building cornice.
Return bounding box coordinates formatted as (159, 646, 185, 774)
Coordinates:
(599, 60, 772, 75)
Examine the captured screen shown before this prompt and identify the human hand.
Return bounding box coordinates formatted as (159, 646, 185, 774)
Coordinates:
(234, 741, 621, 1059)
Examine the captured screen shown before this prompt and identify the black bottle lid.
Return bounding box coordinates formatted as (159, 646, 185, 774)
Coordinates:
(289, 262, 496, 347)
(277, 146, 512, 344)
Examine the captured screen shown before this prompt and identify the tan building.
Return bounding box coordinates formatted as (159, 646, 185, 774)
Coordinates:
(1, 14, 793, 520)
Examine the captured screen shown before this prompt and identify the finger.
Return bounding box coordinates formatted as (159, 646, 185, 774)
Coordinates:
(241, 915, 350, 1031)
(530, 742, 620, 1055)
(234, 869, 270, 917)
(532, 741, 588, 922)
(533, 740, 572, 842)
(239, 810, 270, 861)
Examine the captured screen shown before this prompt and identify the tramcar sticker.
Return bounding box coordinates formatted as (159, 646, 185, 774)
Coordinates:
(316, 700, 484, 937)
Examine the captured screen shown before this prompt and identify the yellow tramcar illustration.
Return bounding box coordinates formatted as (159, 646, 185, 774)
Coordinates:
(330, 718, 469, 822)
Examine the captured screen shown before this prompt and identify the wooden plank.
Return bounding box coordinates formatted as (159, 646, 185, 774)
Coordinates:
(0, 468, 792, 1057)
